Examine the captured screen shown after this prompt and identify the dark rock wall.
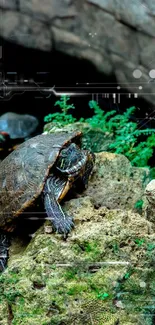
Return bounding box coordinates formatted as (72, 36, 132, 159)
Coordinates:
(0, 1, 155, 104)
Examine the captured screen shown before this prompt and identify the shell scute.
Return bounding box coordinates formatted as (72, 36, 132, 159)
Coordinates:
(0, 131, 82, 229)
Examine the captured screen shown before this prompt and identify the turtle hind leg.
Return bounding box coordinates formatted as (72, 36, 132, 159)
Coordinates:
(0, 231, 10, 272)
(43, 177, 74, 236)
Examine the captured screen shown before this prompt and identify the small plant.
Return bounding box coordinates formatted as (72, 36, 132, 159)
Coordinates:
(108, 122, 155, 167)
(44, 95, 76, 125)
(44, 97, 155, 169)
(97, 292, 109, 300)
(124, 272, 131, 280)
(134, 200, 144, 210)
(81, 100, 116, 132)
(112, 243, 119, 254)
(134, 238, 145, 247)
(64, 268, 78, 280)
(85, 102, 155, 167)
(80, 102, 155, 168)
(147, 243, 155, 251)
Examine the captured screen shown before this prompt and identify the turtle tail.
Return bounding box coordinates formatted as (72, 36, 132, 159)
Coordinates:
(0, 232, 10, 272)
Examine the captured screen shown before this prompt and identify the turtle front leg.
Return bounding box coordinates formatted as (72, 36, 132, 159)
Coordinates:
(43, 176, 74, 236)
(0, 231, 10, 272)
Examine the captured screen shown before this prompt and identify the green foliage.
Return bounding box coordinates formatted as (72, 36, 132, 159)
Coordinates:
(112, 243, 119, 254)
(87, 102, 155, 168)
(80, 100, 116, 132)
(149, 167, 155, 179)
(85, 102, 155, 168)
(135, 238, 145, 247)
(44, 95, 76, 125)
(134, 200, 144, 210)
(147, 243, 155, 252)
(108, 122, 155, 167)
(64, 268, 78, 280)
(124, 272, 131, 280)
(0, 271, 22, 304)
(44, 96, 155, 168)
(97, 292, 109, 300)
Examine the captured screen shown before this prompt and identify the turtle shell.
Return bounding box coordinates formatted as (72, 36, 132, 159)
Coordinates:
(0, 131, 82, 230)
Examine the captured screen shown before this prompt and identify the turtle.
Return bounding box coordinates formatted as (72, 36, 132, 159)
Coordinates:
(0, 131, 95, 271)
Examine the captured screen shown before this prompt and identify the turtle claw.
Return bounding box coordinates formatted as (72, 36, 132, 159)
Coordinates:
(54, 214, 74, 236)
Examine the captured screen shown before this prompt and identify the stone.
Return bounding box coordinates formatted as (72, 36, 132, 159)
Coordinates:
(0, 10, 51, 51)
(83, 151, 150, 211)
(0, 112, 39, 139)
(0, 199, 154, 324)
(20, 0, 77, 22)
(1, 2, 155, 104)
(0, 0, 17, 9)
(142, 179, 155, 227)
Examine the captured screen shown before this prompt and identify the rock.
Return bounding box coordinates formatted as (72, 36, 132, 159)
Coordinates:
(83, 151, 150, 211)
(0, 150, 154, 325)
(0, 200, 155, 324)
(20, 0, 77, 22)
(0, 0, 17, 9)
(0, 10, 51, 51)
(1, 2, 155, 104)
(142, 179, 155, 227)
(0, 112, 39, 139)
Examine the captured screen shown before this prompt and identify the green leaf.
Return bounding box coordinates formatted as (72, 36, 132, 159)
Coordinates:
(97, 292, 109, 300)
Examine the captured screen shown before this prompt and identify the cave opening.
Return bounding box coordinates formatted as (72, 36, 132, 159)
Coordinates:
(0, 38, 154, 134)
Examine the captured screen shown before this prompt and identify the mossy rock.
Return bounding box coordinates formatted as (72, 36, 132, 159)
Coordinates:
(43, 122, 114, 152)
(1, 202, 155, 325)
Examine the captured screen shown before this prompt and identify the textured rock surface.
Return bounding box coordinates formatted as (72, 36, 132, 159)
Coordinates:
(142, 179, 155, 228)
(0, 1, 155, 103)
(0, 200, 155, 324)
(0, 151, 154, 324)
(83, 151, 150, 211)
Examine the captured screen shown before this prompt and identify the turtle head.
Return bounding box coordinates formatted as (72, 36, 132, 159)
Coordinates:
(56, 143, 86, 176)
(56, 142, 95, 182)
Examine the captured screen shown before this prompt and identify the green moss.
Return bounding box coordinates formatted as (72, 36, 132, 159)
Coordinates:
(71, 240, 102, 261)
(64, 268, 79, 280)
(134, 238, 145, 247)
(1, 207, 155, 324)
(147, 243, 155, 252)
(67, 282, 89, 296)
(112, 242, 120, 254)
(134, 199, 144, 210)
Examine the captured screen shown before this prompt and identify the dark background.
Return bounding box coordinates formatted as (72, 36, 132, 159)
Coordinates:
(0, 38, 154, 133)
